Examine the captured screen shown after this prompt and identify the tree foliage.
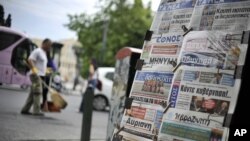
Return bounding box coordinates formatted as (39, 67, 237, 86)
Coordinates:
(0, 4, 12, 27)
(0, 4, 5, 26)
(66, 0, 152, 77)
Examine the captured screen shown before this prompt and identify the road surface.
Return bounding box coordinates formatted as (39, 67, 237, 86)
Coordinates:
(0, 86, 109, 141)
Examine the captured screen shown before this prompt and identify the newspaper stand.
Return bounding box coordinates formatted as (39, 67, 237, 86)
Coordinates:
(106, 47, 142, 141)
(109, 0, 250, 140)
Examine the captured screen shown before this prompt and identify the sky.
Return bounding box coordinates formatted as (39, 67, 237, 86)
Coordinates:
(1, 0, 161, 41)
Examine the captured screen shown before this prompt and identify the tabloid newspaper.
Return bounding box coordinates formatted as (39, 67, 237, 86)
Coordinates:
(158, 108, 229, 141)
(141, 33, 183, 71)
(189, 0, 250, 31)
(130, 71, 173, 107)
(178, 31, 248, 70)
(115, 102, 164, 141)
(151, 0, 197, 34)
(168, 66, 240, 114)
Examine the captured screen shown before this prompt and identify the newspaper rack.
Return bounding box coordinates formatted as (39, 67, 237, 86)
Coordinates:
(109, 0, 250, 140)
(182, 25, 193, 36)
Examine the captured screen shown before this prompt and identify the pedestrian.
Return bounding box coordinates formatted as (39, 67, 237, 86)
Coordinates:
(41, 52, 57, 112)
(21, 38, 52, 116)
(79, 58, 98, 112)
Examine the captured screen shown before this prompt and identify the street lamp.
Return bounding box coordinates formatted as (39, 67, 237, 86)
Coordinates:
(73, 46, 84, 90)
(73, 46, 83, 69)
(101, 19, 109, 66)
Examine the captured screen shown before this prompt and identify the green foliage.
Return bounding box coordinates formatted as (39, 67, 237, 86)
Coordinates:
(0, 4, 11, 27)
(0, 4, 5, 26)
(66, 0, 152, 77)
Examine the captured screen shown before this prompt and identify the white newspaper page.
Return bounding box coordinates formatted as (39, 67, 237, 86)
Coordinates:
(113, 102, 164, 141)
(151, 0, 197, 34)
(189, 0, 250, 31)
(158, 108, 228, 141)
(130, 71, 173, 107)
(178, 31, 248, 70)
(168, 66, 240, 114)
(141, 33, 183, 71)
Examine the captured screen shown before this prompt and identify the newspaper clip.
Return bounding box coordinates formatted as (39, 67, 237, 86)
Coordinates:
(169, 60, 177, 67)
(125, 97, 133, 109)
(207, 114, 223, 125)
(112, 123, 124, 141)
(135, 59, 144, 70)
(112, 134, 123, 141)
(234, 65, 243, 79)
(115, 126, 125, 136)
(225, 33, 242, 41)
(241, 30, 250, 44)
(172, 62, 182, 73)
(144, 30, 153, 41)
(167, 0, 176, 2)
(223, 113, 233, 128)
(163, 102, 172, 114)
(152, 134, 158, 141)
(182, 25, 193, 36)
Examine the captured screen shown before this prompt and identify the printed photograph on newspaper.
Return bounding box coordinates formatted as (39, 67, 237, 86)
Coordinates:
(150, 0, 197, 34)
(113, 102, 164, 141)
(141, 33, 183, 71)
(168, 66, 240, 114)
(189, 0, 250, 31)
(158, 108, 228, 141)
(178, 31, 248, 70)
(130, 71, 173, 105)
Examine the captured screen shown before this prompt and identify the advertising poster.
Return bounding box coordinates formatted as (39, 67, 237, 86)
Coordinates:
(189, 0, 250, 31)
(130, 71, 173, 106)
(151, 0, 197, 34)
(141, 33, 183, 71)
(113, 102, 164, 141)
(158, 108, 228, 141)
(178, 31, 248, 70)
(168, 66, 240, 114)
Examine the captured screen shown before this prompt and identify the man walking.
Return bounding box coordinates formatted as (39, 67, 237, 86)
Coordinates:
(21, 38, 52, 116)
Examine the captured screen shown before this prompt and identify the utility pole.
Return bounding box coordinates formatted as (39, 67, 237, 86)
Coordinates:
(101, 19, 109, 66)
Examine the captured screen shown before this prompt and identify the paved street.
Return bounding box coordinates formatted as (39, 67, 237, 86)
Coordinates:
(0, 86, 109, 141)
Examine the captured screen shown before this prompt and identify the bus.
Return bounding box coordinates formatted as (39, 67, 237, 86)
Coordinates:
(0, 26, 37, 88)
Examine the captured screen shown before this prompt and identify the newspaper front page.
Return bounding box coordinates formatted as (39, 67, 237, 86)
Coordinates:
(168, 66, 240, 114)
(189, 0, 250, 31)
(130, 71, 173, 107)
(141, 33, 183, 71)
(158, 108, 228, 141)
(115, 102, 164, 141)
(178, 31, 248, 70)
(151, 0, 197, 34)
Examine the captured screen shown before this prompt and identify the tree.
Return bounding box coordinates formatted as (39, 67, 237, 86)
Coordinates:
(5, 14, 11, 27)
(0, 4, 4, 26)
(0, 4, 12, 27)
(67, 0, 152, 77)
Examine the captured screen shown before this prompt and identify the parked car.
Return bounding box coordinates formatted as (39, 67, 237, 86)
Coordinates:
(93, 67, 114, 111)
